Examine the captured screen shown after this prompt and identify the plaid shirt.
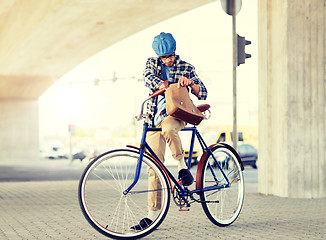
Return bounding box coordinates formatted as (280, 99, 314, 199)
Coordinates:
(143, 55, 208, 126)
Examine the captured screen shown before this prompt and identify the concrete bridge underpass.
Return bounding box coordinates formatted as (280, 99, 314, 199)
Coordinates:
(0, 0, 325, 198)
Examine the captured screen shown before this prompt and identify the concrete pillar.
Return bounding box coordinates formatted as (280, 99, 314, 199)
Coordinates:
(258, 0, 326, 198)
(0, 99, 39, 161)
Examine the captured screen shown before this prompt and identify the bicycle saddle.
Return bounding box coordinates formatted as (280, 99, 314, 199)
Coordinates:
(197, 104, 210, 112)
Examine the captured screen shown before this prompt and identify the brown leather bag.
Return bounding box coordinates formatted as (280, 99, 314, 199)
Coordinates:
(165, 83, 205, 125)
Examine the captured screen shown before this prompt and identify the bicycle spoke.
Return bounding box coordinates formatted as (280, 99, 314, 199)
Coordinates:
(78, 149, 170, 239)
(200, 145, 244, 227)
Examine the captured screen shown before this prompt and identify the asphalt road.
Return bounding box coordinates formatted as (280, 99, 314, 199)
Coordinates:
(0, 159, 84, 182)
(0, 158, 256, 190)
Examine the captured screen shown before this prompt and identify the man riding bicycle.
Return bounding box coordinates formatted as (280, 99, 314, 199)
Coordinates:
(132, 32, 208, 230)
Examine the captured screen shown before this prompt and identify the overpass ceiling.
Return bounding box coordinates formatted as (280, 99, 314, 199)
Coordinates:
(0, 0, 214, 99)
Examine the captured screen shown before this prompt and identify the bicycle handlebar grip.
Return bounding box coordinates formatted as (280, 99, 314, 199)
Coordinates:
(151, 88, 165, 98)
(150, 80, 169, 98)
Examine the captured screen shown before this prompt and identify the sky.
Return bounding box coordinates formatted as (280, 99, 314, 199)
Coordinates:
(38, 0, 258, 145)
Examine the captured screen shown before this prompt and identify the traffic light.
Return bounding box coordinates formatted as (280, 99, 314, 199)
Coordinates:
(237, 34, 251, 66)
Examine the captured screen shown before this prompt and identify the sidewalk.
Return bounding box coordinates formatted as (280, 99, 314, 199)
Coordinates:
(0, 180, 325, 239)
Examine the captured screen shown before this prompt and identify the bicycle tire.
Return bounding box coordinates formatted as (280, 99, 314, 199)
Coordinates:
(199, 144, 244, 226)
(78, 149, 170, 239)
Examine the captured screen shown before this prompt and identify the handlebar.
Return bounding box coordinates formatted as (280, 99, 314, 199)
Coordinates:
(135, 80, 169, 121)
(150, 80, 169, 98)
(135, 96, 151, 121)
(150, 88, 165, 98)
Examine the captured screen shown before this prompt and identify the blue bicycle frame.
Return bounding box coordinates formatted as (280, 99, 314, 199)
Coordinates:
(123, 122, 231, 197)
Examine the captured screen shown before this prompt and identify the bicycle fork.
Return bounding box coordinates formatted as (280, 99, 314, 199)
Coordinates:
(123, 123, 150, 196)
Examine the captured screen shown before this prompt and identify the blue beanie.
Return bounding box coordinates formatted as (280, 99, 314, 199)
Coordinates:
(152, 32, 176, 57)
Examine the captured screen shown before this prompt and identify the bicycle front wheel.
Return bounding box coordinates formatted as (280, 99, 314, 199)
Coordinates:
(78, 149, 170, 239)
(199, 144, 244, 226)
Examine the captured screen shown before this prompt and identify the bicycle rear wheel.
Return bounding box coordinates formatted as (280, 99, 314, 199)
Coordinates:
(199, 144, 244, 226)
(78, 149, 170, 239)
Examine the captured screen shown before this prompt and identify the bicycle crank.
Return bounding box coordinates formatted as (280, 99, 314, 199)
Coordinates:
(172, 185, 191, 210)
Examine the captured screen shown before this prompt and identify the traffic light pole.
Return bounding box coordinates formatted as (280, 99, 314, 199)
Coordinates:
(232, 3, 238, 151)
(221, 0, 248, 151)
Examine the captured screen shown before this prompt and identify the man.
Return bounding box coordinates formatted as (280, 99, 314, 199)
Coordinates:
(132, 32, 208, 230)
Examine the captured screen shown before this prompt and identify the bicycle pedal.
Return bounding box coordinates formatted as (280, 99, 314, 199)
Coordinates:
(179, 208, 190, 212)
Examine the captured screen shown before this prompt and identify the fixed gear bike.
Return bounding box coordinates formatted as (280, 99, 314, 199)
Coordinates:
(78, 86, 245, 239)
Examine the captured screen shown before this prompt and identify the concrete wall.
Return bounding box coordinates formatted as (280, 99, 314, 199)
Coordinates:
(0, 100, 39, 161)
(258, 0, 326, 198)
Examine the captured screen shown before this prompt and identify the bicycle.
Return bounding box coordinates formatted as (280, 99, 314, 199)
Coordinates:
(78, 86, 245, 239)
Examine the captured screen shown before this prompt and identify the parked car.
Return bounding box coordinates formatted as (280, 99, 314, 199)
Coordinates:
(184, 150, 200, 167)
(185, 142, 258, 169)
(40, 142, 88, 161)
(40, 144, 68, 159)
(73, 152, 87, 161)
(208, 142, 258, 169)
(236, 142, 258, 168)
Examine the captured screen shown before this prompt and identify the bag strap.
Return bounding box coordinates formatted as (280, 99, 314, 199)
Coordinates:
(160, 61, 168, 81)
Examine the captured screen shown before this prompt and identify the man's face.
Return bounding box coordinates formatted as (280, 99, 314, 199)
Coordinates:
(160, 53, 176, 67)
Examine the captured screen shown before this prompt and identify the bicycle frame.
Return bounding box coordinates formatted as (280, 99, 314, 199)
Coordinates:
(123, 122, 231, 197)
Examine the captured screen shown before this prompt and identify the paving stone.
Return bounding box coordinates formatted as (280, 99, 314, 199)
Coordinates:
(0, 181, 325, 239)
